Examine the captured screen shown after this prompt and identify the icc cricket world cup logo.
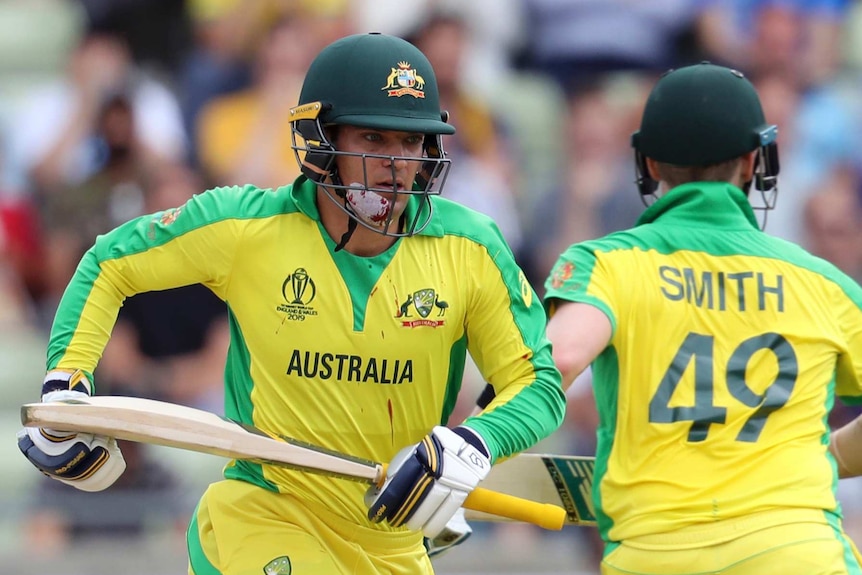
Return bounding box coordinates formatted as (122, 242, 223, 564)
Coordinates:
(277, 268, 318, 321)
(284, 268, 316, 304)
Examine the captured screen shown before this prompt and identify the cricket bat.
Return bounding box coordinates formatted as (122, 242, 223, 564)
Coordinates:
(21, 396, 569, 530)
(464, 453, 596, 527)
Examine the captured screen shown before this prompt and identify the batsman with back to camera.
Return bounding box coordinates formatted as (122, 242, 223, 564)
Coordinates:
(16, 33, 566, 574)
(540, 62, 862, 574)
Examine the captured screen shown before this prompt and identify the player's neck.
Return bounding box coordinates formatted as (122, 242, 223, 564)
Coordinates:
(342, 226, 398, 257)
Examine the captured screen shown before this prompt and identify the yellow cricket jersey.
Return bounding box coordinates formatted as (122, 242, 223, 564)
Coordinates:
(544, 183, 862, 544)
(46, 176, 564, 529)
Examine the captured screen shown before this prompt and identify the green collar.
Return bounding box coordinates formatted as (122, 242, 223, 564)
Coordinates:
(288, 175, 445, 237)
(636, 182, 760, 230)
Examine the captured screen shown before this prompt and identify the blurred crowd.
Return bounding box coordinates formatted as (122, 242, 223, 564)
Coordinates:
(2, 0, 862, 569)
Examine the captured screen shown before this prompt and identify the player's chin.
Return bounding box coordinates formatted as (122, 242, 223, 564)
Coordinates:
(370, 202, 408, 231)
(391, 199, 411, 221)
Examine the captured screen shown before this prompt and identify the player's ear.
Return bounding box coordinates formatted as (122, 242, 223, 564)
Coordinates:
(645, 157, 662, 183)
(740, 150, 757, 183)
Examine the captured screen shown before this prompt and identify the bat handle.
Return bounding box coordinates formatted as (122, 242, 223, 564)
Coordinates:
(464, 487, 566, 530)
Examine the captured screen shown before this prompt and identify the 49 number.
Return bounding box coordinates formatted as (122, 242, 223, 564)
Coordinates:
(648, 332, 798, 443)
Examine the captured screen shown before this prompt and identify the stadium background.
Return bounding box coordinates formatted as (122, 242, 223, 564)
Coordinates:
(2, 1, 862, 573)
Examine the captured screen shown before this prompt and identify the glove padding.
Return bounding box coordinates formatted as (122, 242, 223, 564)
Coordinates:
(366, 426, 490, 538)
(425, 507, 472, 559)
(17, 370, 125, 492)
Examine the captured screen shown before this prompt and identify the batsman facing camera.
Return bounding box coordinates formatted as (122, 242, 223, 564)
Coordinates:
(289, 31, 453, 249)
(18, 30, 566, 574)
(17, 369, 125, 492)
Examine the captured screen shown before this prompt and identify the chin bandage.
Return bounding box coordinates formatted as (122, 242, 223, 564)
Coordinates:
(346, 183, 391, 227)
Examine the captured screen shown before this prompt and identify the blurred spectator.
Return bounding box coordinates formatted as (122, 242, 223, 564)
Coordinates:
(522, 73, 650, 293)
(802, 166, 862, 283)
(0, 103, 44, 326)
(41, 92, 160, 237)
(195, 13, 325, 188)
(180, 0, 350, 166)
(92, 161, 229, 413)
(407, 11, 524, 253)
(72, 0, 193, 77)
(517, 0, 698, 90)
(694, 0, 851, 88)
(0, 123, 44, 309)
(35, 87, 169, 326)
(293, 0, 354, 48)
(6, 29, 186, 195)
(352, 0, 525, 96)
(0, 196, 42, 326)
(753, 70, 862, 245)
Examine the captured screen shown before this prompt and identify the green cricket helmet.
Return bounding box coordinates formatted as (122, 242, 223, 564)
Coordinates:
(631, 62, 779, 203)
(289, 32, 454, 242)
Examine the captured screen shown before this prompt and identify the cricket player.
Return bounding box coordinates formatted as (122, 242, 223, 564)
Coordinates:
(543, 62, 862, 573)
(17, 33, 565, 574)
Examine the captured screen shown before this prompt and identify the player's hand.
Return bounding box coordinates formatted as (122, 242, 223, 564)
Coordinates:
(366, 426, 490, 538)
(16, 370, 126, 492)
(425, 507, 472, 558)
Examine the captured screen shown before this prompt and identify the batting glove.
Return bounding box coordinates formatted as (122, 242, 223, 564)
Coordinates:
(425, 507, 472, 558)
(366, 426, 490, 538)
(17, 369, 126, 492)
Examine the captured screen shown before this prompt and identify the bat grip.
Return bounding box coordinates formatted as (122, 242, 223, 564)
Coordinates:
(464, 487, 566, 530)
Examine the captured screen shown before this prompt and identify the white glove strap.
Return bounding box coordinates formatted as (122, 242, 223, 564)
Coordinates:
(43, 369, 93, 396)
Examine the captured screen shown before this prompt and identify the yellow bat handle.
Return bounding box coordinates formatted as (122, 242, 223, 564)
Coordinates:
(378, 464, 567, 530)
(464, 487, 566, 530)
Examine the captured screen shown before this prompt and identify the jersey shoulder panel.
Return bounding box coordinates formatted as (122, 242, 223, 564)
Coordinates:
(544, 229, 642, 300)
(189, 184, 300, 223)
(765, 235, 862, 307)
(91, 183, 298, 262)
(430, 196, 512, 253)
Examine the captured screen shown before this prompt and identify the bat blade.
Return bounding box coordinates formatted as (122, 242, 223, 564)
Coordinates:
(22, 395, 380, 482)
(466, 453, 596, 527)
(21, 396, 569, 530)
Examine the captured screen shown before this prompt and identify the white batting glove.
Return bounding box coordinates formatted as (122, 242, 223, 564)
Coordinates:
(17, 370, 126, 492)
(366, 426, 490, 539)
(425, 507, 472, 558)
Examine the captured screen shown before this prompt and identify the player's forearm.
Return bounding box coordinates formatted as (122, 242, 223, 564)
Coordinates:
(464, 369, 566, 462)
(830, 415, 862, 479)
(546, 301, 612, 391)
